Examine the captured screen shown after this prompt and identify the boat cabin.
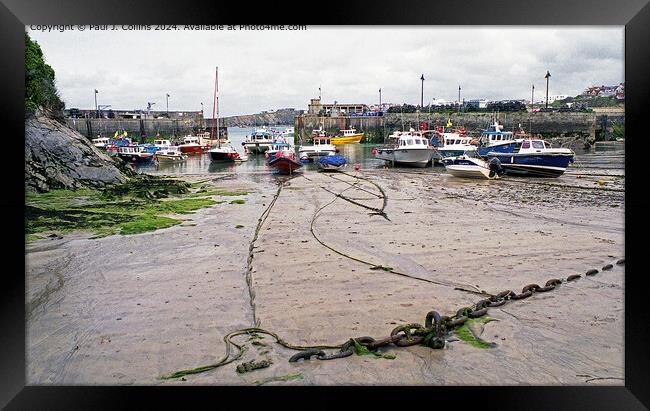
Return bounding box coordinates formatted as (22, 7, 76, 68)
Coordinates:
(154, 139, 172, 147)
(249, 129, 273, 141)
(513, 139, 551, 153)
(340, 128, 360, 136)
(92, 137, 110, 147)
(118, 146, 148, 155)
(311, 136, 332, 145)
(182, 136, 200, 145)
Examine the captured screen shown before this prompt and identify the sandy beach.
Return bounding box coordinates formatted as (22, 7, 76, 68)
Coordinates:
(26, 163, 625, 385)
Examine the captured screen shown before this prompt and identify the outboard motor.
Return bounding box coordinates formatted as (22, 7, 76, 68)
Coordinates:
(488, 157, 505, 177)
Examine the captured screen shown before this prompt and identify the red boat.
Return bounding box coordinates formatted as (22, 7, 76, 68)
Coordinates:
(267, 143, 303, 174)
(178, 136, 207, 154)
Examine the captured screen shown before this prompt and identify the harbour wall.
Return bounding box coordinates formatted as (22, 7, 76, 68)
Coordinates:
(294, 112, 625, 146)
(65, 117, 226, 141)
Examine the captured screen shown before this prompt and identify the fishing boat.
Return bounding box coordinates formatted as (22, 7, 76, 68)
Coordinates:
(92, 137, 110, 150)
(317, 154, 347, 171)
(298, 136, 337, 160)
(442, 150, 504, 179)
(117, 146, 155, 163)
(373, 128, 436, 167)
(266, 142, 303, 174)
(485, 138, 575, 177)
(154, 146, 187, 162)
(476, 120, 518, 156)
(330, 128, 364, 144)
(178, 135, 206, 154)
(242, 128, 274, 154)
(431, 126, 477, 162)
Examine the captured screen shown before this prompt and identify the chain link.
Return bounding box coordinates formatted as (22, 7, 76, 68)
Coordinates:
(287, 258, 624, 363)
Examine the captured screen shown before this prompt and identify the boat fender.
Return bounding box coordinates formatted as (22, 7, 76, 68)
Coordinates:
(371, 149, 378, 155)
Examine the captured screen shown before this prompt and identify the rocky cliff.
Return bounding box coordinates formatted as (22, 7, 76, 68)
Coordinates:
(222, 109, 300, 127)
(25, 111, 132, 192)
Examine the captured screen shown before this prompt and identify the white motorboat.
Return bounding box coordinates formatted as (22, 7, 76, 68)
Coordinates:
(155, 146, 187, 162)
(242, 128, 273, 154)
(92, 137, 110, 149)
(373, 128, 436, 167)
(298, 136, 337, 160)
(442, 150, 503, 179)
(431, 127, 477, 161)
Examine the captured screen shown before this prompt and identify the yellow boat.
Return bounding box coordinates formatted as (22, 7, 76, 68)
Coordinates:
(330, 128, 364, 144)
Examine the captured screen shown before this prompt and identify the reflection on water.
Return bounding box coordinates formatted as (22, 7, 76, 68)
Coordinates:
(135, 128, 625, 177)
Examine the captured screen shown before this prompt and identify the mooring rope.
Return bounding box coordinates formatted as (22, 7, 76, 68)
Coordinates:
(245, 181, 284, 328)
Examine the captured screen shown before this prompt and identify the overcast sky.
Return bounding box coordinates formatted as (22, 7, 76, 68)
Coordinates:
(27, 26, 624, 117)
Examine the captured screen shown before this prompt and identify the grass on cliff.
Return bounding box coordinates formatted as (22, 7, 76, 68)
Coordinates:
(25, 176, 247, 240)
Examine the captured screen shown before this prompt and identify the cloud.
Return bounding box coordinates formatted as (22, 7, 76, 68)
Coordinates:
(27, 26, 623, 116)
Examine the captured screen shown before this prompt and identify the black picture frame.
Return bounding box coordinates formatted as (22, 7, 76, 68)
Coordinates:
(2, 0, 648, 409)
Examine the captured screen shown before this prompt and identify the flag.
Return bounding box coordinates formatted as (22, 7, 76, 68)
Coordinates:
(446, 119, 453, 127)
(123, 131, 128, 137)
(114, 131, 118, 138)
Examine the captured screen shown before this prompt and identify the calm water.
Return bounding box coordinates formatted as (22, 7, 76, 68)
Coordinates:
(135, 127, 625, 177)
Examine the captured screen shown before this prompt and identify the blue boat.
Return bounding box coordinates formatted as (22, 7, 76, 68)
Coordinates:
(486, 139, 575, 177)
(317, 154, 347, 171)
(476, 120, 519, 156)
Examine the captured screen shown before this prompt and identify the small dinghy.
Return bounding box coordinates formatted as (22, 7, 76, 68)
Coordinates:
(317, 154, 347, 171)
(442, 151, 504, 179)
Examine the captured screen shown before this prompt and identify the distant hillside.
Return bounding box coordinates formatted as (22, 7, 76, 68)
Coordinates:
(221, 108, 302, 127)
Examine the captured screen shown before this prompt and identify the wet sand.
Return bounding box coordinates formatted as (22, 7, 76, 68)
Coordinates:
(26, 163, 625, 385)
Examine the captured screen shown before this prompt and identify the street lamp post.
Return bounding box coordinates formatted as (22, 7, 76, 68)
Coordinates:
(94, 89, 98, 118)
(420, 74, 425, 109)
(379, 88, 382, 111)
(458, 85, 461, 113)
(545, 71, 551, 108)
(166, 93, 170, 118)
(531, 84, 535, 111)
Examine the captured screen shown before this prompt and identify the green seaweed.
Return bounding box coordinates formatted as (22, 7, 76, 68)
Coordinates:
(25, 180, 219, 238)
(229, 199, 245, 205)
(253, 373, 303, 386)
(235, 225, 245, 229)
(352, 339, 396, 360)
(454, 317, 498, 349)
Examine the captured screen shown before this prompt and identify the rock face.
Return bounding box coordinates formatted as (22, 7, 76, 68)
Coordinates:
(25, 111, 130, 192)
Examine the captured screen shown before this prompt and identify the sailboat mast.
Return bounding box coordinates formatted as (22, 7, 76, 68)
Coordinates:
(211, 66, 217, 142)
(216, 66, 220, 148)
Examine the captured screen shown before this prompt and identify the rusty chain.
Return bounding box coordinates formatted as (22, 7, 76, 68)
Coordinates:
(288, 258, 625, 363)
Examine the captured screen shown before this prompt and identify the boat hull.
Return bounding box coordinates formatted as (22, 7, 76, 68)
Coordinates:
(209, 151, 237, 162)
(268, 157, 303, 174)
(330, 134, 363, 144)
(487, 152, 573, 177)
(155, 154, 186, 162)
(442, 158, 496, 179)
(179, 145, 205, 154)
(244, 143, 271, 154)
(375, 148, 433, 168)
(118, 153, 154, 164)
